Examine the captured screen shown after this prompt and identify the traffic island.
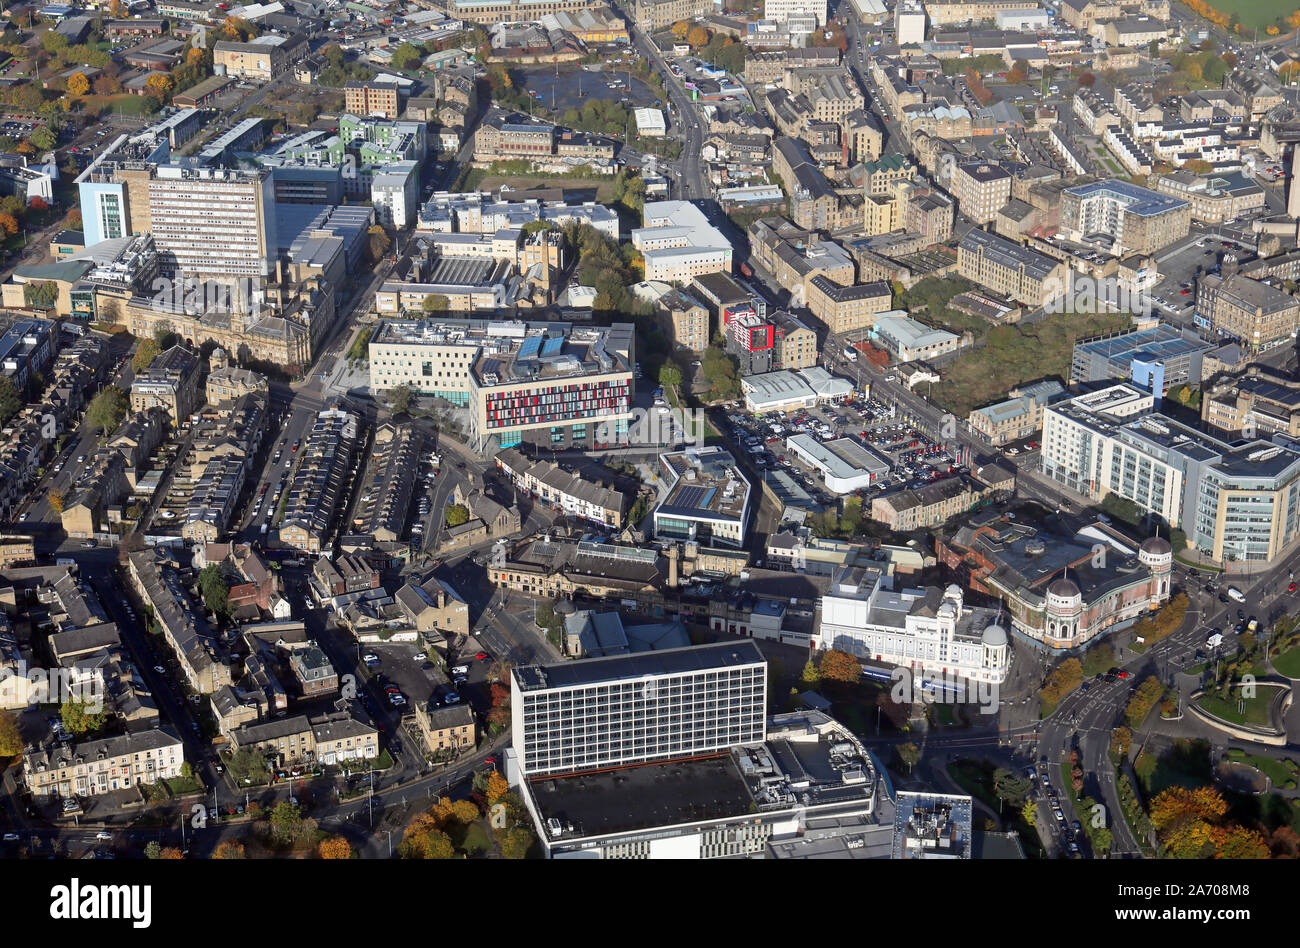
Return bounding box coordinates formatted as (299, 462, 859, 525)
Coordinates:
(1188, 683, 1290, 746)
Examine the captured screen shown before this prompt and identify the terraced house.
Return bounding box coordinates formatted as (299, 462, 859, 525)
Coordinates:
(23, 728, 185, 800)
(279, 408, 359, 554)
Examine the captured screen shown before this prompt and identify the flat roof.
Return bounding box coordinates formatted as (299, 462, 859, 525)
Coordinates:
(513, 640, 765, 693)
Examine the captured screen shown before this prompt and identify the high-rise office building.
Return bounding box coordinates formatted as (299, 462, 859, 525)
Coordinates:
(509, 641, 767, 778)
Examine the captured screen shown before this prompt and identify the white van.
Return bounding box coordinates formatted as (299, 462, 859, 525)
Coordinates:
(1227, 586, 1246, 603)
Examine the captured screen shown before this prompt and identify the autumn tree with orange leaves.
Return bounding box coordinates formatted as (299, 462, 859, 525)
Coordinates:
(318, 835, 352, 859)
(1149, 786, 1269, 859)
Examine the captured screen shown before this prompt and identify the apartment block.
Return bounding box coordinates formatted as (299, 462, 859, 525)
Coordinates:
(23, 728, 184, 799)
(1060, 179, 1190, 256)
(951, 162, 1012, 226)
(1197, 273, 1300, 353)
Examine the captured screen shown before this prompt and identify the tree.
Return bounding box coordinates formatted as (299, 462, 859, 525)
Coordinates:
(144, 841, 162, 859)
(445, 503, 469, 527)
(485, 770, 509, 806)
(897, 742, 921, 774)
(198, 564, 230, 618)
(389, 384, 412, 415)
(269, 801, 305, 843)
(145, 72, 173, 101)
(799, 659, 821, 688)
(0, 377, 21, 426)
(1077, 70, 1095, 87)
(686, 25, 710, 48)
(86, 386, 128, 435)
(61, 698, 107, 736)
(0, 711, 21, 756)
(670, 20, 690, 39)
(227, 747, 268, 785)
(993, 767, 1032, 805)
(817, 648, 860, 684)
(65, 208, 81, 230)
(66, 72, 89, 97)
(153, 325, 177, 349)
(318, 835, 352, 859)
(367, 224, 390, 263)
(213, 841, 245, 859)
(0, 212, 17, 236)
(658, 364, 682, 390)
(1021, 800, 1038, 827)
(47, 488, 65, 513)
(421, 293, 450, 312)
(391, 42, 424, 71)
(501, 826, 533, 859)
(158, 847, 184, 859)
(132, 337, 160, 373)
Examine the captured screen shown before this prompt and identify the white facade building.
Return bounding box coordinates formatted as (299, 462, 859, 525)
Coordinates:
(895, 2, 926, 44)
(815, 568, 1010, 688)
(632, 201, 732, 283)
(371, 160, 420, 229)
(764, 0, 827, 26)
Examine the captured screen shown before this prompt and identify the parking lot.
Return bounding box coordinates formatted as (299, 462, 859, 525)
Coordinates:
(717, 393, 963, 504)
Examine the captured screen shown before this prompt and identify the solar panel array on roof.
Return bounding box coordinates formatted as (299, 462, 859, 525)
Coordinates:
(676, 485, 709, 511)
(518, 336, 541, 359)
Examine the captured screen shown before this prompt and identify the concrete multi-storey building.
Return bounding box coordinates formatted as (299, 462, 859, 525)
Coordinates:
(1202, 365, 1300, 440)
(1196, 273, 1300, 354)
(1060, 179, 1190, 256)
(369, 318, 635, 452)
(632, 202, 732, 283)
(956, 229, 1066, 307)
(815, 569, 1009, 685)
(895, 1, 926, 42)
(654, 287, 710, 353)
(1071, 324, 1213, 396)
(950, 162, 1012, 225)
(509, 641, 767, 779)
(1152, 171, 1265, 224)
(653, 448, 751, 548)
(112, 164, 279, 280)
(1041, 383, 1300, 564)
(631, 0, 712, 29)
(765, 0, 827, 25)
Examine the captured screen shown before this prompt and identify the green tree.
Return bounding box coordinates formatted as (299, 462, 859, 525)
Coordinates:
(86, 386, 127, 434)
(269, 801, 304, 843)
(993, 768, 1032, 805)
(799, 659, 821, 688)
(501, 826, 533, 859)
(389, 384, 413, 415)
(132, 337, 160, 373)
(153, 325, 177, 349)
(421, 293, 450, 312)
(445, 503, 470, 527)
(0, 377, 21, 426)
(197, 564, 229, 618)
(60, 697, 108, 736)
(658, 364, 682, 390)
(390, 42, 424, 71)
(144, 841, 162, 859)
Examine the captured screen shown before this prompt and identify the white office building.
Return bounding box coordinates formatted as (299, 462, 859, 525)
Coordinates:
(633, 201, 733, 283)
(508, 641, 768, 778)
(764, 0, 827, 26)
(815, 568, 1010, 689)
(895, 2, 926, 44)
(653, 446, 752, 548)
(370, 160, 419, 230)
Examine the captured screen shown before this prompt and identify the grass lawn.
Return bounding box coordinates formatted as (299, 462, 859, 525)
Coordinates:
(1226, 750, 1299, 789)
(1203, 0, 1298, 31)
(1271, 646, 1300, 679)
(475, 173, 618, 202)
(1195, 686, 1280, 728)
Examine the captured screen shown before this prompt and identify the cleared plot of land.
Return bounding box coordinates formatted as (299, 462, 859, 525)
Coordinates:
(473, 173, 617, 202)
(1203, 0, 1300, 31)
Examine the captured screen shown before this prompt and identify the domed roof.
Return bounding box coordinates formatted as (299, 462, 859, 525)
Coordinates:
(1141, 536, 1172, 555)
(982, 624, 1007, 647)
(1047, 577, 1080, 599)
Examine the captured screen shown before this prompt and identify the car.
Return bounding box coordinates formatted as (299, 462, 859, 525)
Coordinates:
(2, 833, 18, 842)
(1290, 582, 1298, 593)
(95, 831, 112, 840)
(1117, 670, 1131, 679)
(475, 652, 488, 660)
(484, 756, 498, 765)
(81, 540, 96, 549)
(154, 665, 166, 674)
(413, 651, 427, 660)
